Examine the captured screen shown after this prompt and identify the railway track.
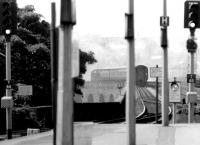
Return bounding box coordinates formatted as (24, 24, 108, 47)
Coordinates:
(97, 87, 164, 123)
(135, 87, 162, 123)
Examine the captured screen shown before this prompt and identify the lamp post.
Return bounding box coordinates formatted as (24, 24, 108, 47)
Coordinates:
(1, 33, 13, 139)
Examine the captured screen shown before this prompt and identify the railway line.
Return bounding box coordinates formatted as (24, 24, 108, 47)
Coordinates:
(134, 87, 162, 123)
(0, 64, 173, 141)
(94, 87, 164, 123)
(0, 86, 168, 142)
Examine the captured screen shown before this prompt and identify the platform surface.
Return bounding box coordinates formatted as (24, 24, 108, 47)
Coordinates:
(1, 123, 200, 145)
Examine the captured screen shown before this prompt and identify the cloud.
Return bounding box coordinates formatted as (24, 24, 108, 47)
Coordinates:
(151, 55, 162, 60)
(77, 34, 196, 81)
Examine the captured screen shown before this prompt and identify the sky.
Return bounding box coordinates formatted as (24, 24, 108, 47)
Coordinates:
(17, 0, 200, 81)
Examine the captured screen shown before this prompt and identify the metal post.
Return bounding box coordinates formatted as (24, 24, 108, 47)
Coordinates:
(51, 3, 57, 145)
(161, 0, 169, 126)
(56, 25, 73, 145)
(126, 0, 136, 144)
(187, 29, 195, 123)
(56, 0, 76, 144)
(5, 41, 12, 139)
(162, 41, 169, 126)
(155, 65, 159, 123)
(188, 52, 195, 123)
(172, 103, 176, 124)
(6, 42, 11, 82)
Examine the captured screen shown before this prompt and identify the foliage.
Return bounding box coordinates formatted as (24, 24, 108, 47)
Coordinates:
(0, 5, 97, 106)
(13, 107, 42, 130)
(0, 5, 51, 106)
(73, 50, 97, 95)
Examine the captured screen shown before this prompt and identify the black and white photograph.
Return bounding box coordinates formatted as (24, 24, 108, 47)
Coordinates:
(1, 0, 200, 145)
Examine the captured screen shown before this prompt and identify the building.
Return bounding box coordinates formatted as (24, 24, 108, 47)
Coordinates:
(81, 68, 126, 103)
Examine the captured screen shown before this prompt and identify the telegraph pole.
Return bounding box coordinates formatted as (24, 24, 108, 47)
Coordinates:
(125, 0, 136, 144)
(56, 0, 76, 145)
(160, 0, 169, 126)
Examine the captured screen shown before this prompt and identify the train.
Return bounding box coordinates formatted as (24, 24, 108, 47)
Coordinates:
(135, 65, 148, 87)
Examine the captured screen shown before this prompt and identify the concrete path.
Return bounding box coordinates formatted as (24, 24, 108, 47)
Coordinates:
(1, 123, 200, 145)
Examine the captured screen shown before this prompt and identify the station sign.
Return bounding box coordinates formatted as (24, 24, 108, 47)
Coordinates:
(169, 82, 181, 103)
(18, 85, 33, 96)
(160, 16, 169, 27)
(150, 67, 162, 78)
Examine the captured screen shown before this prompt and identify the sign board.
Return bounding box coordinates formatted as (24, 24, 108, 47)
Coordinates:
(187, 74, 196, 83)
(160, 16, 169, 26)
(169, 82, 181, 102)
(150, 67, 162, 78)
(186, 92, 197, 103)
(18, 85, 33, 96)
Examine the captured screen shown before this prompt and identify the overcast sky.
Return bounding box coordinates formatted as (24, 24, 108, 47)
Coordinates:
(17, 0, 200, 80)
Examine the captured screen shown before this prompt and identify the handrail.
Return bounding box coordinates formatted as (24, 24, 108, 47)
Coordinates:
(0, 52, 5, 57)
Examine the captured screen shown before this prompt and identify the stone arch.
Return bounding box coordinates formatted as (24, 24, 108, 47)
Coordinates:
(99, 94, 105, 102)
(109, 94, 114, 102)
(88, 94, 94, 103)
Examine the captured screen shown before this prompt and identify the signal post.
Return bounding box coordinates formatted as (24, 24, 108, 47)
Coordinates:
(0, 0, 17, 139)
(184, 0, 199, 123)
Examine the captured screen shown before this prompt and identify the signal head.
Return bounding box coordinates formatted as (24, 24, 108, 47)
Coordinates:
(184, 1, 200, 29)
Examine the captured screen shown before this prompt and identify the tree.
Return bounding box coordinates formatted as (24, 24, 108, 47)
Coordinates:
(0, 5, 51, 106)
(0, 5, 97, 106)
(73, 50, 97, 95)
(0, 4, 97, 132)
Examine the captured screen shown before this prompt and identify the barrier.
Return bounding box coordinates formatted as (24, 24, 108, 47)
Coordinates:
(27, 128, 40, 136)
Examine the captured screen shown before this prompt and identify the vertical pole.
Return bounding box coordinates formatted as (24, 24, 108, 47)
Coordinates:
(172, 103, 176, 124)
(5, 42, 12, 139)
(188, 52, 195, 123)
(51, 3, 57, 145)
(161, 0, 169, 126)
(188, 29, 195, 124)
(126, 0, 136, 144)
(6, 42, 11, 82)
(155, 65, 159, 123)
(56, 26, 74, 145)
(57, 1, 76, 144)
(162, 40, 169, 126)
(163, 0, 167, 16)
